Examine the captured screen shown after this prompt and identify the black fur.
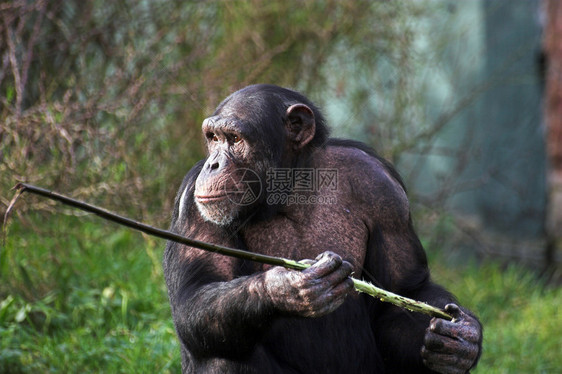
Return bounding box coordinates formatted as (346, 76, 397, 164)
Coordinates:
(163, 85, 482, 373)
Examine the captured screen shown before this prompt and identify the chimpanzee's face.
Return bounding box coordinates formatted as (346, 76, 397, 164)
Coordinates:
(193, 86, 316, 226)
(194, 98, 283, 226)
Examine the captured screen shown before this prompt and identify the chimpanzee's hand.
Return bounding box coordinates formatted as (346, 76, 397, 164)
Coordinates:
(421, 304, 482, 374)
(262, 251, 354, 318)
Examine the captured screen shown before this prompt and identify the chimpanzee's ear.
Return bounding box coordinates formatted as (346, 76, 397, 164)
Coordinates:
(286, 104, 316, 150)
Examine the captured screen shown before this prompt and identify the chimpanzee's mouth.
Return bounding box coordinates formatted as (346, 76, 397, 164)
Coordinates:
(195, 194, 228, 203)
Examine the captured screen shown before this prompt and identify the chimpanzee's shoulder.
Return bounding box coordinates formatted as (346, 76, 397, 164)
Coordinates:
(320, 139, 409, 219)
(322, 139, 403, 188)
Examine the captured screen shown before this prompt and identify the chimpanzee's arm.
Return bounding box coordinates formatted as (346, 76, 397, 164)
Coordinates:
(164, 241, 274, 359)
(362, 172, 482, 373)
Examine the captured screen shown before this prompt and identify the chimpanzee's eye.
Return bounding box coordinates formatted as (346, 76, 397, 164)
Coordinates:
(206, 132, 219, 142)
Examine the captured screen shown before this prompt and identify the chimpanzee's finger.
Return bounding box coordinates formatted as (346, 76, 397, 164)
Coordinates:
(302, 251, 343, 277)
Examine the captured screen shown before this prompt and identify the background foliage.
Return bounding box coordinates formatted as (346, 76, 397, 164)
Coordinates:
(1, 1, 559, 373)
(0, 0, 416, 220)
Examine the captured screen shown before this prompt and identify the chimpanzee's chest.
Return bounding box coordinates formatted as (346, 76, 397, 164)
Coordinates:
(241, 202, 369, 273)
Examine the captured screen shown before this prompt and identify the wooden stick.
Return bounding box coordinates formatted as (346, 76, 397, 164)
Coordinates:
(11, 183, 453, 320)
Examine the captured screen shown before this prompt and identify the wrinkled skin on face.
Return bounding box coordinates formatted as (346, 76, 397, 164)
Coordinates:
(194, 115, 271, 226)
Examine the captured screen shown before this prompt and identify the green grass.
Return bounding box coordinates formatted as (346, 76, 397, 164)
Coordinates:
(1, 213, 561, 373)
(0, 214, 181, 373)
(428, 252, 561, 374)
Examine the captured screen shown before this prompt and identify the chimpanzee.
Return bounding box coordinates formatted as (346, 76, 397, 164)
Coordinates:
(163, 84, 482, 373)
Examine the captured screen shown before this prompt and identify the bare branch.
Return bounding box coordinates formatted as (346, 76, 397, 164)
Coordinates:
(12, 182, 453, 321)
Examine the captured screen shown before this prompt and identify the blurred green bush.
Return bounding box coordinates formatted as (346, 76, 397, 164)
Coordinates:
(0, 0, 412, 222)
